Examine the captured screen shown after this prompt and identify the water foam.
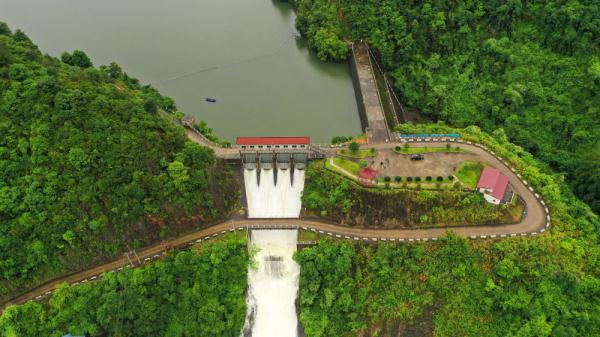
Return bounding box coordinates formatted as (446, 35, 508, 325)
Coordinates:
(241, 229, 299, 337)
(244, 169, 304, 218)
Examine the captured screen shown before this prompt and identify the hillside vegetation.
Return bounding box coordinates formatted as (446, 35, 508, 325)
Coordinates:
(292, 0, 600, 213)
(0, 23, 239, 299)
(303, 162, 522, 228)
(0, 238, 248, 337)
(297, 124, 599, 337)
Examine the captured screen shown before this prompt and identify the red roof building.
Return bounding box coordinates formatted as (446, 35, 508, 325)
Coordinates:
(477, 167, 510, 204)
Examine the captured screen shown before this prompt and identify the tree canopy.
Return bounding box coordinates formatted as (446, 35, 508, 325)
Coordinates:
(297, 124, 599, 337)
(292, 0, 600, 213)
(0, 238, 249, 337)
(0, 24, 239, 300)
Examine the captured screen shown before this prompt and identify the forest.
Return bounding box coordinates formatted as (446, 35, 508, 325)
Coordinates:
(296, 124, 599, 337)
(302, 162, 521, 228)
(0, 23, 240, 300)
(0, 238, 249, 337)
(290, 0, 600, 213)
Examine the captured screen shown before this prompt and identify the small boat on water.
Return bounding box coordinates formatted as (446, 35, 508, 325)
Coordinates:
(205, 97, 217, 103)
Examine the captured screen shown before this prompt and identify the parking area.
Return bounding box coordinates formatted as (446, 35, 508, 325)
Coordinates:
(367, 149, 480, 177)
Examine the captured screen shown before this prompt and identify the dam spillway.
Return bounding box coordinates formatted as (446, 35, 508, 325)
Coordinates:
(243, 168, 305, 219)
(241, 229, 300, 337)
(238, 136, 307, 337)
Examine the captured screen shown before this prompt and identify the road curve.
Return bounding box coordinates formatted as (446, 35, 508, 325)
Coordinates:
(1, 138, 550, 312)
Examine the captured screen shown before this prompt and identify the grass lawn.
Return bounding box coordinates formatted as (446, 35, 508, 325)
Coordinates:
(337, 148, 378, 158)
(330, 157, 361, 176)
(455, 161, 484, 189)
(393, 145, 467, 154)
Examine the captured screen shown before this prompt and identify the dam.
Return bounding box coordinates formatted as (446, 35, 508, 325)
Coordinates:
(239, 137, 307, 336)
(239, 137, 312, 219)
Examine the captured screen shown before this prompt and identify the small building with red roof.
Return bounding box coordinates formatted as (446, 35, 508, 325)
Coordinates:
(359, 167, 378, 185)
(477, 167, 510, 205)
(236, 136, 310, 148)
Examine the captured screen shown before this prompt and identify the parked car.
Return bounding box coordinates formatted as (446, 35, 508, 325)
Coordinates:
(410, 153, 424, 161)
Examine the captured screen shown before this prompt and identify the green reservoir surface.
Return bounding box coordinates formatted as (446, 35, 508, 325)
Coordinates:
(0, 0, 361, 142)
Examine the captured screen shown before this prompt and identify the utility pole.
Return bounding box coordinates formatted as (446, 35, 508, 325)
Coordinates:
(124, 252, 134, 267)
(126, 244, 142, 265)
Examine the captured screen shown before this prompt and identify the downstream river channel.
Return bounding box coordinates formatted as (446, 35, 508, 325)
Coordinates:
(0, 0, 361, 142)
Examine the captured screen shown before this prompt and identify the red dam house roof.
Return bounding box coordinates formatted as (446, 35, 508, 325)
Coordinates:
(477, 167, 509, 199)
(236, 137, 310, 145)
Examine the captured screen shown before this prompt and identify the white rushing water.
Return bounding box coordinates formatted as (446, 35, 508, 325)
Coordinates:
(242, 229, 300, 337)
(244, 169, 305, 218)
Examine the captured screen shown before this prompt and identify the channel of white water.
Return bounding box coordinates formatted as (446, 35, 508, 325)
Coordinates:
(241, 229, 299, 337)
(243, 169, 304, 218)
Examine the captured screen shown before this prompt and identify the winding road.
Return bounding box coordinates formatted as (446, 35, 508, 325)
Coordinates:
(0, 135, 550, 312)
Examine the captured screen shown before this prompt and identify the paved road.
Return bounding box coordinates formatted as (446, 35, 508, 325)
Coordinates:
(186, 131, 548, 239)
(1, 139, 548, 311)
(185, 128, 240, 159)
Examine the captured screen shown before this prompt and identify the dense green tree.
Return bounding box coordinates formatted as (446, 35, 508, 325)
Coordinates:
(143, 98, 158, 114)
(0, 238, 249, 337)
(291, 0, 600, 213)
(61, 50, 93, 68)
(0, 23, 239, 300)
(348, 141, 360, 154)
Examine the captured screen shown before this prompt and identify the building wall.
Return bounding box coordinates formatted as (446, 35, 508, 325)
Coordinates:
(478, 187, 492, 193)
(483, 193, 501, 205)
(239, 144, 308, 150)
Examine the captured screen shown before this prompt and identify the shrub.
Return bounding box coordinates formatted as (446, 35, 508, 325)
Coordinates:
(331, 135, 352, 145)
(394, 176, 402, 182)
(359, 159, 368, 168)
(437, 176, 444, 182)
(446, 143, 451, 150)
(426, 176, 432, 181)
(407, 177, 413, 182)
(448, 175, 454, 180)
(349, 141, 360, 154)
(384, 176, 391, 182)
(415, 177, 422, 182)
(395, 145, 401, 152)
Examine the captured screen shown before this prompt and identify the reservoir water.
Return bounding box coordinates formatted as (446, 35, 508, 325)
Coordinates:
(0, 0, 361, 142)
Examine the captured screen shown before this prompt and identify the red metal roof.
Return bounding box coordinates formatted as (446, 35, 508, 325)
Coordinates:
(491, 174, 509, 200)
(359, 167, 378, 180)
(477, 167, 509, 200)
(477, 167, 501, 190)
(236, 137, 310, 145)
